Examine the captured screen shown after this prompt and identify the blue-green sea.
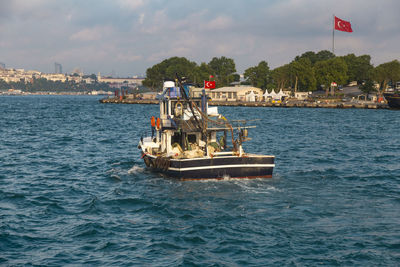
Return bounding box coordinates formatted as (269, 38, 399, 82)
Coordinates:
(1, 95, 399, 266)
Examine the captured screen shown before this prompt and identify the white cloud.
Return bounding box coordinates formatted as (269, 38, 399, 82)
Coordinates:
(204, 16, 233, 31)
(138, 13, 145, 24)
(70, 26, 112, 42)
(117, 53, 143, 62)
(118, 0, 144, 10)
(139, 9, 167, 34)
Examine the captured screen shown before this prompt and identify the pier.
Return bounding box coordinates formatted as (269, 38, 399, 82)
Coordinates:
(99, 97, 389, 109)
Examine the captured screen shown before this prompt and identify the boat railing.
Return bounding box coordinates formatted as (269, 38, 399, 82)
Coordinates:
(212, 151, 236, 156)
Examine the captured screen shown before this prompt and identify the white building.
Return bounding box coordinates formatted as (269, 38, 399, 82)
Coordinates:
(42, 73, 67, 82)
(294, 92, 311, 100)
(196, 86, 263, 102)
(97, 73, 144, 85)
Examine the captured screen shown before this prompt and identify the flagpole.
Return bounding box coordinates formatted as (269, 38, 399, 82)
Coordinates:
(332, 14, 335, 55)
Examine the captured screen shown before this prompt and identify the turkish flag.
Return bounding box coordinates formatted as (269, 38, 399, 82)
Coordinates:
(334, 16, 353, 32)
(204, 80, 216, 89)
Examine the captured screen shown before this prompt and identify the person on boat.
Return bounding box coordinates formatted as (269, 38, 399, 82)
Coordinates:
(151, 116, 155, 138)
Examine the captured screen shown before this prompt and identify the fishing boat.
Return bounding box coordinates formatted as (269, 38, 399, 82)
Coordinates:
(138, 75, 275, 180)
(384, 91, 400, 109)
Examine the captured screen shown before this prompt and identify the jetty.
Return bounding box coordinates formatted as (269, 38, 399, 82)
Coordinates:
(99, 97, 388, 109)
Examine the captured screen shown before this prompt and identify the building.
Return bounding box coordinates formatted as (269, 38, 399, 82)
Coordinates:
(42, 73, 67, 82)
(97, 73, 144, 86)
(54, 63, 62, 74)
(0, 62, 5, 69)
(294, 92, 311, 100)
(191, 86, 263, 102)
(0, 68, 41, 83)
(141, 92, 158, 99)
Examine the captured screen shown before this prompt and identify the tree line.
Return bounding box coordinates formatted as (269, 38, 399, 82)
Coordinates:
(142, 51, 400, 95)
(143, 56, 239, 90)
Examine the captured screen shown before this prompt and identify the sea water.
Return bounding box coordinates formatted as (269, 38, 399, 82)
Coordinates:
(1, 95, 399, 266)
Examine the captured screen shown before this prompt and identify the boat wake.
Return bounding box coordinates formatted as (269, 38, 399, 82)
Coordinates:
(106, 168, 122, 181)
(233, 180, 282, 195)
(128, 165, 145, 174)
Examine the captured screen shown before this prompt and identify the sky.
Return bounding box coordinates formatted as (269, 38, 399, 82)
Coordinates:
(0, 0, 399, 77)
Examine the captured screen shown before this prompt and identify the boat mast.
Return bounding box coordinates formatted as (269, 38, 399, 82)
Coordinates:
(175, 73, 209, 154)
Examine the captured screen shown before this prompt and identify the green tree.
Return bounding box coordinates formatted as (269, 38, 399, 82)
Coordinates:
(193, 62, 213, 85)
(271, 64, 291, 90)
(89, 74, 98, 82)
(0, 79, 9, 89)
(143, 57, 198, 90)
(314, 57, 348, 96)
(289, 58, 316, 92)
(295, 50, 335, 65)
(359, 79, 377, 95)
(373, 60, 400, 94)
(243, 60, 271, 90)
(208, 56, 236, 87)
(295, 51, 317, 64)
(315, 50, 335, 62)
(341, 54, 373, 84)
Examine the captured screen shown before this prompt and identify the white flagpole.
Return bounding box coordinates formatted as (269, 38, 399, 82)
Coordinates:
(332, 14, 335, 54)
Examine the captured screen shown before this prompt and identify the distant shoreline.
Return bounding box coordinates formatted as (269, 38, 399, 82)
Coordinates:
(0, 92, 109, 96)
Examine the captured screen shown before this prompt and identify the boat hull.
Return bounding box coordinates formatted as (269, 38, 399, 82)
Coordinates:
(142, 153, 275, 180)
(384, 93, 400, 109)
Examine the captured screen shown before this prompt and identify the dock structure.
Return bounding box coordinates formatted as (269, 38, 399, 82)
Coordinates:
(99, 97, 389, 109)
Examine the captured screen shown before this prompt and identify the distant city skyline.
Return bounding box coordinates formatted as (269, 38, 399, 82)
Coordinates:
(1, 0, 399, 76)
(0, 61, 142, 78)
(54, 62, 62, 74)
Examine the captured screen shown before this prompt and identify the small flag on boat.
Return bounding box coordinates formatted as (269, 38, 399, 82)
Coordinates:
(334, 16, 353, 32)
(204, 81, 216, 89)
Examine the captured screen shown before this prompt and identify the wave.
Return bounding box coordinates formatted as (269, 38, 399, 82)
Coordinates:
(128, 165, 145, 174)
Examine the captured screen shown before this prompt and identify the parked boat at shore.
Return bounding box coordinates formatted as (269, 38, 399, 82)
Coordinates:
(384, 92, 400, 109)
(138, 76, 275, 180)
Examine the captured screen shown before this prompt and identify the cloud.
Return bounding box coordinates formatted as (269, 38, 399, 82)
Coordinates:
(138, 13, 145, 24)
(117, 53, 143, 62)
(118, 0, 144, 10)
(1, 0, 399, 75)
(204, 16, 234, 31)
(70, 27, 109, 42)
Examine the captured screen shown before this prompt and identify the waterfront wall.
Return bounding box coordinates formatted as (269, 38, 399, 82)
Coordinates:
(99, 97, 389, 109)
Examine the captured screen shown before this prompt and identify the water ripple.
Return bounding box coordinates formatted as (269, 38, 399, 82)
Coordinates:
(0, 96, 399, 266)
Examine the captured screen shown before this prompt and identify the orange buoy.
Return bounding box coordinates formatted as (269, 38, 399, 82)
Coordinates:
(151, 116, 156, 127)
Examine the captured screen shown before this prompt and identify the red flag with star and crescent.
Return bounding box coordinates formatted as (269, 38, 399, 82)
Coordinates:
(334, 16, 353, 32)
(204, 80, 216, 89)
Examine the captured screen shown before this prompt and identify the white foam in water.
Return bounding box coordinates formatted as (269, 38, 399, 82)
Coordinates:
(233, 180, 282, 194)
(106, 168, 119, 176)
(110, 174, 121, 180)
(128, 165, 145, 174)
(222, 174, 231, 180)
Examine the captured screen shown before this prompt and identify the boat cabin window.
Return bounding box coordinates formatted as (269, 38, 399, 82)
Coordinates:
(188, 134, 196, 144)
(161, 101, 168, 116)
(171, 132, 181, 145)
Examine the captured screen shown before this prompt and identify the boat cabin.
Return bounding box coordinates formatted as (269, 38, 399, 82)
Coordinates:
(150, 81, 230, 158)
